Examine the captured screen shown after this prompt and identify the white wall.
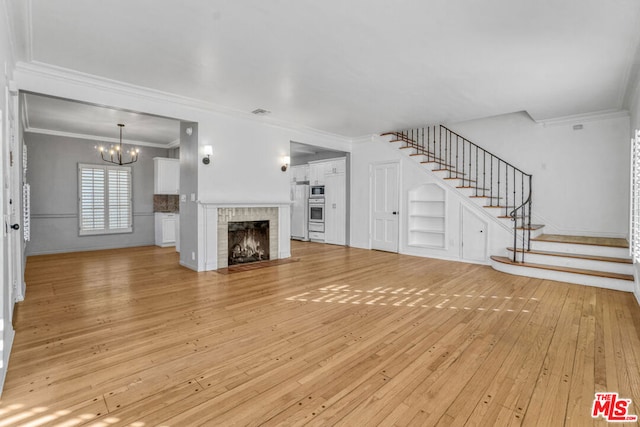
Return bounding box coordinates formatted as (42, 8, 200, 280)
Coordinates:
(350, 136, 513, 263)
(448, 111, 630, 238)
(14, 63, 351, 271)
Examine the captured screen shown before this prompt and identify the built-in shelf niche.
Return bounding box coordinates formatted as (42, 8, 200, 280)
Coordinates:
(408, 183, 446, 248)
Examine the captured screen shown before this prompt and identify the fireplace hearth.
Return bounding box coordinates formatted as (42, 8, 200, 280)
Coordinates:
(228, 220, 270, 265)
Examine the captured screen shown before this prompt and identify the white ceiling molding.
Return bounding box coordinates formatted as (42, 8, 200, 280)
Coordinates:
(24, 126, 171, 149)
(535, 109, 630, 128)
(15, 61, 353, 144)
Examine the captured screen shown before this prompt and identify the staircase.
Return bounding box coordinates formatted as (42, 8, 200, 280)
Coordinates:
(491, 235, 633, 292)
(381, 126, 635, 292)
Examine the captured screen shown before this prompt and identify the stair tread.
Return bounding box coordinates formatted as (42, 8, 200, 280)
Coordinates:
(444, 177, 477, 183)
(532, 234, 628, 248)
(490, 256, 634, 281)
(506, 247, 632, 264)
(420, 160, 458, 169)
(401, 146, 452, 165)
(516, 224, 544, 230)
(434, 169, 466, 175)
(457, 186, 490, 191)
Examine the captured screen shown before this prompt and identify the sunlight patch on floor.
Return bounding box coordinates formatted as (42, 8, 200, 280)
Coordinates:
(285, 284, 537, 313)
(0, 402, 126, 427)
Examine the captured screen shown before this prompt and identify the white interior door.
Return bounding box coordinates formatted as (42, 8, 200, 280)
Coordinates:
(6, 89, 22, 307)
(461, 205, 488, 262)
(371, 162, 399, 252)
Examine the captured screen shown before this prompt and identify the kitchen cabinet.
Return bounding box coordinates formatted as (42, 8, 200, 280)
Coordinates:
(308, 162, 325, 185)
(325, 158, 346, 175)
(291, 165, 309, 183)
(175, 214, 180, 253)
(154, 157, 180, 195)
(155, 213, 179, 247)
(324, 172, 346, 245)
(308, 157, 346, 185)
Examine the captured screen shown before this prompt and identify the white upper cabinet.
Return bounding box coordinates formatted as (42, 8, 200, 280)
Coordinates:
(154, 158, 180, 195)
(291, 165, 309, 183)
(325, 158, 346, 175)
(308, 157, 346, 185)
(308, 162, 325, 186)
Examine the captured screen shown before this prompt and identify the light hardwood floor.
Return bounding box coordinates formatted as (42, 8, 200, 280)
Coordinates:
(2, 241, 639, 426)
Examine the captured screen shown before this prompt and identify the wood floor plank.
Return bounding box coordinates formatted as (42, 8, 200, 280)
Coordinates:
(521, 284, 585, 426)
(435, 279, 553, 426)
(0, 242, 638, 426)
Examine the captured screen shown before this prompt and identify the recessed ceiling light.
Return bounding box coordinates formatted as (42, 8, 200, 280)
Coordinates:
(251, 108, 271, 115)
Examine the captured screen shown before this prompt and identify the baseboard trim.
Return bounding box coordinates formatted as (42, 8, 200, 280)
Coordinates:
(179, 260, 199, 271)
(26, 243, 156, 256)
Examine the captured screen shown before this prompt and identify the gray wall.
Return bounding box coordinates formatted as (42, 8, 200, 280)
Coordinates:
(25, 132, 170, 255)
(178, 122, 198, 269)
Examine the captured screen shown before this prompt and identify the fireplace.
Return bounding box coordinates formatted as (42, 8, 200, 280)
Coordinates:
(227, 220, 270, 265)
(208, 205, 282, 270)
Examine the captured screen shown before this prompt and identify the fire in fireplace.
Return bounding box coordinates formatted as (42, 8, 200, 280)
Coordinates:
(228, 220, 270, 265)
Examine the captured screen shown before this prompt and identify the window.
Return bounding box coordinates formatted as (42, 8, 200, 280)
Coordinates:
(78, 164, 132, 235)
(632, 129, 640, 262)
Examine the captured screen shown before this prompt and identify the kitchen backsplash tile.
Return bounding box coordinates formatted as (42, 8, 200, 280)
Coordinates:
(154, 194, 179, 213)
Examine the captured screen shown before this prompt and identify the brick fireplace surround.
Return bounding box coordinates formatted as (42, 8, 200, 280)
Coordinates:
(198, 202, 291, 271)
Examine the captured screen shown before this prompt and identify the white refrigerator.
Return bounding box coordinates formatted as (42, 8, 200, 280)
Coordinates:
(291, 183, 309, 240)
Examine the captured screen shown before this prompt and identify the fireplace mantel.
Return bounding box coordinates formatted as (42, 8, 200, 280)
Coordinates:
(198, 200, 292, 208)
(198, 202, 292, 271)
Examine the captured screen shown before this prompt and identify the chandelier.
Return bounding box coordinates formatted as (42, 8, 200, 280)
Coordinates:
(97, 124, 139, 165)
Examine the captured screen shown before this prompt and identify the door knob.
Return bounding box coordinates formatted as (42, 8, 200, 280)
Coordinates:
(10, 224, 20, 230)
(392, 211, 398, 215)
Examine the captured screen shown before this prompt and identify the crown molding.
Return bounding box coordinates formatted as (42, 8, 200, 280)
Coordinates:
(535, 109, 630, 127)
(24, 126, 170, 149)
(351, 135, 375, 145)
(14, 61, 353, 148)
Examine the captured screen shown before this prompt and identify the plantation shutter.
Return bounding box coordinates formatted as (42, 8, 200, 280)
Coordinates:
(80, 166, 106, 232)
(108, 168, 132, 231)
(79, 164, 132, 235)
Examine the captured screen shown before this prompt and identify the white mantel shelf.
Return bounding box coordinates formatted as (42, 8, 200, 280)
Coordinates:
(198, 200, 292, 207)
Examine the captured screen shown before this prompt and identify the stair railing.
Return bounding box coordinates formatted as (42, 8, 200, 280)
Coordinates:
(383, 125, 533, 262)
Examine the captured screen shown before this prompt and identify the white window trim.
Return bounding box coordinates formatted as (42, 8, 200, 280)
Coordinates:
(78, 163, 133, 236)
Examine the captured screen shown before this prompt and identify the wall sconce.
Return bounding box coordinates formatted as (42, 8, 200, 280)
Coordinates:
(281, 155, 290, 172)
(202, 145, 213, 165)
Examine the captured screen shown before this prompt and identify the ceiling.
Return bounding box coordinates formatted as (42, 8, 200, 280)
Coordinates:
(22, 93, 181, 148)
(10, 0, 640, 138)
